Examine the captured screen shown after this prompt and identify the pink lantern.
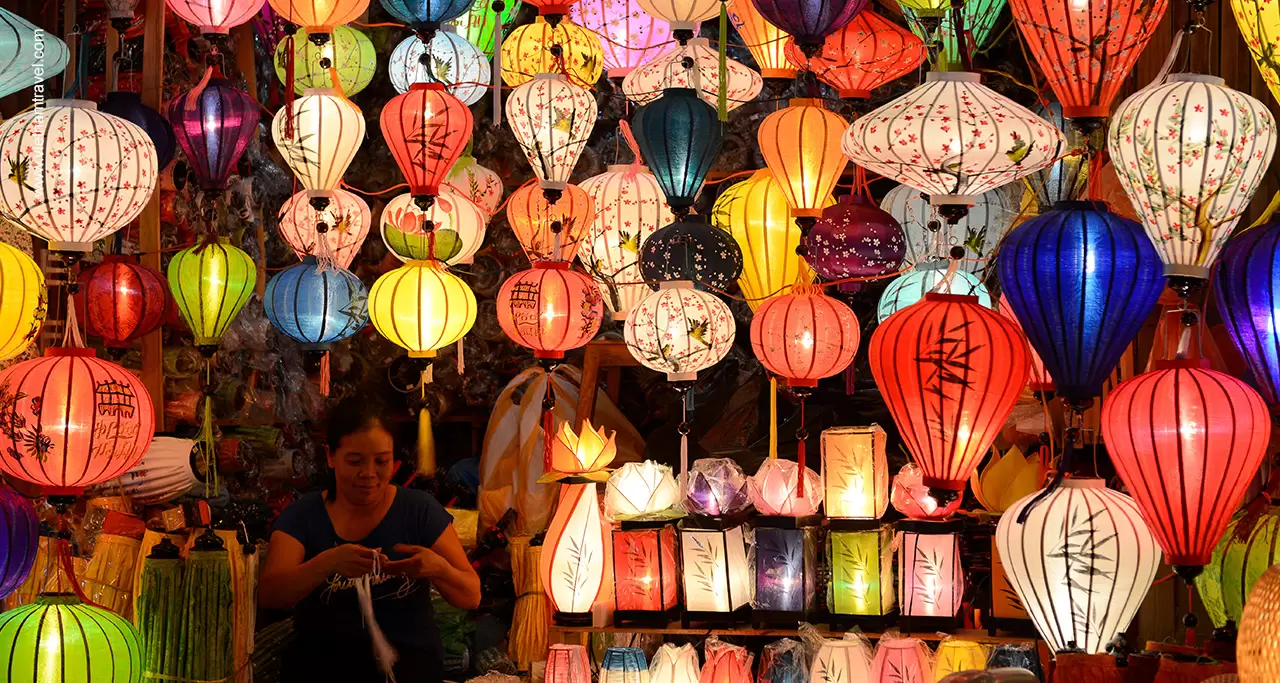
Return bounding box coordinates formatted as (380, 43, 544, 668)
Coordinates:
(277, 189, 370, 269)
(701, 639, 753, 683)
(570, 0, 671, 78)
(890, 463, 962, 520)
(898, 521, 964, 622)
(749, 458, 822, 517)
(545, 644, 592, 683)
(869, 634, 933, 683)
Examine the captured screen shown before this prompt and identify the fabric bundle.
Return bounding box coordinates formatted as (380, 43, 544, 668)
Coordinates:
(136, 538, 185, 681)
(81, 512, 146, 618)
(507, 535, 550, 670)
(130, 529, 187, 617)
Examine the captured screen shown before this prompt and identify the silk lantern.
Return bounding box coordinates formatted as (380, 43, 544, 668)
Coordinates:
(891, 463, 963, 520)
(272, 88, 364, 209)
(634, 88, 725, 216)
(1022, 101, 1089, 213)
(379, 0, 473, 31)
(970, 444, 1044, 513)
(807, 194, 906, 284)
(625, 283, 735, 380)
(166, 0, 263, 34)
(168, 77, 260, 191)
(1239, 564, 1280, 682)
(0, 594, 142, 682)
(0, 8, 69, 99)
(1108, 75, 1276, 285)
(81, 256, 168, 352)
(606, 461, 680, 519)
(993, 299, 1053, 394)
(541, 421, 615, 623)
(1232, 0, 1280, 106)
(0, 100, 157, 252)
(500, 18, 604, 87)
(635, 0, 718, 32)
(882, 184, 1012, 274)
(507, 75, 596, 199)
(368, 260, 477, 358)
(640, 219, 744, 293)
(784, 10, 926, 99)
(0, 484, 37, 599)
(829, 525, 896, 619)
(812, 638, 873, 683)
(728, 0, 795, 78)
(388, 30, 490, 105)
(264, 257, 369, 348)
(278, 188, 371, 269)
(612, 518, 680, 622)
(506, 183, 596, 263)
(898, 521, 964, 621)
(997, 479, 1162, 654)
(100, 91, 177, 172)
(870, 635, 933, 683)
(167, 239, 257, 353)
(1199, 510, 1280, 629)
(1215, 220, 1280, 405)
(444, 155, 504, 214)
(759, 99, 849, 227)
(749, 0, 866, 51)
(621, 39, 763, 111)
(450, 0, 521, 55)
(870, 293, 1028, 498)
(899, 0, 1005, 72)
(1103, 361, 1271, 578)
(652, 644, 700, 683)
(545, 645, 592, 683)
(0, 243, 45, 361)
(876, 266, 991, 323)
(753, 518, 820, 618)
(381, 82, 473, 210)
(751, 458, 823, 517)
(496, 262, 603, 359)
(681, 521, 753, 616)
(274, 26, 376, 96)
(934, 641, 989, 680)
(823, 425, 888, 520)
(382, 189, 487, 264)
(602, 648, 649, 683)
(571, 0, 671, 77)
(751, 284, 860, 387)
(579, 165, 673, 318)
(103, 0, 143, 27)
(267, 0, 369, 37)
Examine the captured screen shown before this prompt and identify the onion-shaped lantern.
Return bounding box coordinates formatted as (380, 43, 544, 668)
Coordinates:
(169, 77, 260, 191)
(882, 183, 1013, 274)
(381, 82, 473, 211)
(998, 200, 1165, 407)
(368, 259, 477, 358)
(1198, 508, 1280, 629)
(1102, 361, 1271, 579)
(785, 10, 925, 99)
(507, 74, 597, 199)
(444, 155, 503, 215)
(0, 100, 157, 252)
(378, 0, 474, 31)
(450, 0, 522, 55)
(807, 194, 906, 284)
(624, 283, 735, 381)
(272, 88, 364, 209)
(759, 98, 849, 224)
(1217, 221, 1280, 406)
(273, 26, 376, 96)
(750, 284, 859, 387)
(639, 219, 744, 293)
(101, 91, 177, 172)
(166, 0, 264, 34)
(500, 18, 603, 87)
(167, 239, 257, 353)
(506, 183, 596, 263)
(876, 265, 991, 322)
(634, 88, 725, 217)
(869, 292, 1028, 499)
(0, 243, 46, 362)
(497, 262, 604, 359)
(382, 189, 488, 265)
(266, 0, 369, 37)
(0, 594, 142, 681)
(81, 256, 169, 353)
(749, 0, 865, 52)
(264, 257, 369, 348)
(0, 484, 37, 599)
(728, 0, 795, 79)
(635, 0, 718, 32)
(1232, 0, 1280, 106)
(571, 0, 671, 78)
(0, 9, 69, 99)
(579, 165, 673, 318)
(278, 188, 371, 269)
(1108, 74, 1277, 287)
(388, 30, 490, 105)
(621, 39, 763, 111)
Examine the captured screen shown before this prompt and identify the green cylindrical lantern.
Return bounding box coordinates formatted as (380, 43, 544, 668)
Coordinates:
(0, 593, 143, 683)
(827, 525, 896, 618)
(1197, 508, 1280, 628)
(167, 238, 257, 354)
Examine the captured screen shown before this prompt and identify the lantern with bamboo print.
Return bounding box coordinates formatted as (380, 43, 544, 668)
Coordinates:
(1198, 508, 1280, 630)
(0, 243, 46, 362)
(496, 262, 604, 360)
(168, 239, 257, 356)
(621, 38, 763, 112)
(382, 189, 487, 265)
(506, 183, 596, 263)
(727, 0, 794, 79)
(812, 637, 873, 683)
(934, 640, 989, 680)
(388, 29, 490, 105)
(897, 520, 964, 625)
(828, 523, 896, 623)
(507, 75, 597, 204)
(759, 99, 849, 252)
(651, 644, 700, 683)
(168, 75, 259, 192)
(0, 593, 143, 683)
(381, 82, 473, 212)
(634, 87, 725, 219)
(823, 425, 888, 520)
(870, 634, 933, 683)
(784, 10, 926, 99)
(606, 462, 682, 624)
(579, 160, 673, 319)
(267, 0, 369, 43)
(272, 88, 364, 216)
(750, 460, 822, 622)
(273, 26, 376, 96)
(571, 0, 671, 78)
(499, 18, 604, 87)
(167, 0, 264, 35)
(81, 256, 169, 357)
(0, 9, 68, 99)
(679, 464, 753, 623)
(278, 188, 371, 270)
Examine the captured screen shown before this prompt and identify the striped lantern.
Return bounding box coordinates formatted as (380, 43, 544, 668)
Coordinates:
(875, 265, 992, 323)
(639, 219, 744, 293)
(450, 0, 522, 55)
(621, 38, 763, 111)
(165, 0, 264, 34)
(273, 89, 364, 206)
(379, 0, 473, 30)
(727, 0, 795, 79)
(273, 26, 376, 96)
(748, 0, 866, 51)
(881, 183, 1014, 274)
(167, 239, 257, 353)
(750, 284, 860, 387)
(633, 88, 724, 214)
(759, 98, 849, 222)
(0, 242, 46, 361)
(388, 30, 490, 105)
(869, 635, 932, 683)
(624, 283, 735, 381)
(1217, 220, 1280, 406)
(168, 78, 260, 191)
(496, 262, 604, 359)
(579, 165, 673, 318)
(81, 256, 169, 351)
(499, 18, 603, 87)
(1198, 508, 1280, 629)
(506, 183, 596, 263)
(278, 188, 371, 269)
(1240, 565, 1280, 682)
(784, 10, 926, 99)
(264, 257, 369, 348)
(571, 0, 671, 78)
(506, 75, 597, 195)
(266, 0, 369, 34)
(380, 83, 473, 210)
(0, 483, 37, 599)
(0, 8, 69, 98)
(0, 594, 143, 683)
(634, 0, 718, 31)
(368, 260, 477, 358)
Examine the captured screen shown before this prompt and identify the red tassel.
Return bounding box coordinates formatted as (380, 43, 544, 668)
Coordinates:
(796, 397, 807, 498)
(542, 408, 554, 475)
(58, 539, 110, 611)
(284, 34, 296, 138)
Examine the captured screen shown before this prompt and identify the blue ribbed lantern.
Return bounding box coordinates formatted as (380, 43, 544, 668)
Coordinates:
(634, 88, 724, 217)
(379, 0, 475, 32)
(997, 200, 1165, 407)
(264, 257, 369, 349)
(600, 647, 648, 683)
(0, 483, 37, 600)
(101, 91, 177, 171)
(1216, 220, 1280, 406)
(640, 218, 743, 292)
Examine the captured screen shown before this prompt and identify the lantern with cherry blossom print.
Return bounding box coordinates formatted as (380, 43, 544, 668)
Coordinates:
(750, 283, 860, 389)
(1232, 0, 1280, 107)
(784, 10, 926, 99)
(728, 0, 794, 79)
(388, 30, 490, 105)
(579, 164, 673, 319)
(0, 244, 45, 362)
(0, 100, 157, 252)
(166, 0, 264, 35)
(625, 283, 735, 381)
(381, 83, 472, 211)
(897, 520, 964, 626)
(541, 420, 615, 624)
(1102, 361, 1271, 580)
(869, 634, 932, 683)
(279, 189, 371, 270)
(168, 239, 257, 354)
(635, 0, 718, 33)
(571, 0, 671, 78)
(759, 99, 849, 235)
(272, 89, 364, 212)
(507, 75, 597, 201)
(368, 260, 476, 358)
(749, 0, 865, 52)
(506, 183, 596, 263)
(274, 26, 376, 96)
(81, 257, 169, 355)
(496, 262, 603, 360)
(382, 189, 487, 265)
(444, 155, 503, 215)
(500, 18, 603, 87)
(640, 219, 744, 294)
(267, 0, 369, 40)
(378, 0, 473, 33)
(622, 39, 763, 111)
(806, 194, 906, 286)
(634, 88, 725, 217)
(168, 77, 259, 191)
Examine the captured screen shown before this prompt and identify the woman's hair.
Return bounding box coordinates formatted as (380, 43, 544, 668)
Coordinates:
(324, 396, 392, 497)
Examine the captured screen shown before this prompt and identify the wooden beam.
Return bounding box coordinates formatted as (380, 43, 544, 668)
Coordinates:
(105, 27, 120, 93)
(138, 0, 166, 432)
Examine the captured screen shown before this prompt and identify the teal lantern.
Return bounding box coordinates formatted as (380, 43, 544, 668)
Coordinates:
(1198, 508, 1280, 629)
(634, 88, 725, 219)
(876, 263, 991, 322)
(0, 593, 143, 683)
(264, 257, 369, 349)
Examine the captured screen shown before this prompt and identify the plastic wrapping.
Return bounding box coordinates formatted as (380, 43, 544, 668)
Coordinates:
(702, 637, 754, 683)
(933, 638, 989, 680)
(651, 643, 701, 683)
(757, 638, 808, 683)
(605, 461, 681, 521)
(869, 631, 933, 683)
(754, 525, 817, 613)
(750, 459, 823, 517)
(985, 643, 1042, 680)
(685, 458, 752, 517)
(808, 629, 873, 683)
(601, 647, 649, 683)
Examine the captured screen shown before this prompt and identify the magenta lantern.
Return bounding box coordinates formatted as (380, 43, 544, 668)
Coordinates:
(168, 76, 260, 190)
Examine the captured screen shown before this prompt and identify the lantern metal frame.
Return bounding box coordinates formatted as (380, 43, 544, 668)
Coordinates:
(611, 518, 682, 626)
(827, 520, 897, 629)
(751, 514, 820, 626)
(897, 518, 964, 632)
(678, 511, 753, 627)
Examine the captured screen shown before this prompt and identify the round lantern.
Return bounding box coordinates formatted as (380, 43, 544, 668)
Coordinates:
(506, 74, 597, 197)
(444, 155, 503, 215)
(728, 0, 795, 78)
(273, 26, 376, 96)
(571, 0, 671, 77)
(750, 0, 865, 51)
(750, 458, 822, 516)
(1217, 221, 1280, 406)
(785, 9, 926, 99)
(624, 283, 735, 380)
(1102, 362, 1271, 578)
(0, 9, 69, 99)
(759, 98, 849, 222)
(634, 88, 725, 216)
(1240, 564, 1280, 682)
(1198, 509, 1280, 629)
(621, 38, 763, 111)
(379, 0, 473, 30)
(165, 0, 263, 34)
(167, 239, 257, 353)
(388, 30, 490, 105)
(380, 82, 473, 211)
(1108, 74, 1277, 284)
(0, 348, 156, 489)
(382, 189, 488, 264)
(934, 640, 990, 679)
(81, 256, 169, 352)
(0, 243, 46, 362)
(0, 484, 36, 599)
(869, 292, 1028, 498)
(368, 259, 477, 358)
(750, 284, 859, 387)
(998, 200, 1166, 406)
(505, 182, 596, 263)
(499, 18, 604, 87)
(1233, 0, 1280, 106)
(497, 262, 604, 359)
(0, 100, 157, 252)
(278, 188, 371, 269)
(635, 0, 718, 32)
(579, 165, 674, 318)
(272, 88, 364, 208)
(101, 91, 177, 172)
(806, 194, 906, 283)
(168, 77, 260, 191)
(997, 479, 1162, 654)
(882, 183, 1014, 274)
(876, 265, 991, 322)
(639, 219, 744, 293)
(267, 0, 369, 37)
(450, 0, 521, 55)
(264, 257, 369, 348)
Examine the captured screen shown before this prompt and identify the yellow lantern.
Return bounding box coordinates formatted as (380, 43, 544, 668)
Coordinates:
(0, 242, 46, 361)
(933, 640, 989, 680)
(970, 445, 1045, 513)
(759, 98, 849, 222)
(368, 260, 477, 358)
(1232, 0, 1280, 106)
(271, 88, 364, 209)
(822, 425, 888, 520)
(726, 0, 794, 78)
(272, 26, 376, 96)
(167, 238, 257, 353)
(500, 17, 604, 87)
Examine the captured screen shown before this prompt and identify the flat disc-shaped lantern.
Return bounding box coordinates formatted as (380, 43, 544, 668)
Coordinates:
(266, 0, 370, 35)
(0, 484, 37, 599)
(169, 78, 260, 191)
(869, 292, 1028, 497)
(497, 262, 604, 359)
(500, 18, 604, 87)
(625, 283, 735, 381)
(0, 100, 157, 252)
(1216, 221, 1280, 406)
(507, 75, 597, 195)
(382, 189, 488, 265)
(1108, 74, 1277, 283)
(1232, 0, 1280, 106)
(166, 0, 264, 34)
(1102, 362, 1271, 577)
(750, 284, 859, 387)
(101, 91, 177, 172)
(450, 0, 522, 55)
(998, 201, 1165, 406)
(876, 265, 991, 322)
(0, 594, 142, 682)
(0, 348, 156, 489)
(273, 26, 376, 96)
(749, 0, 866, 50)
(1197, 508, 1280, 629)
(167, 239, 257, 352)
(579, 165, 674, 318)
(785, 9, 925, 99)
(0, 243, 46, 362)
(571, 0, 672, 78)
(881, 183, 1014, 274)
(728, 0, 795, 79)
(622, 39, 763, 111)
(997, 479, 1161, 654)
(278, 189, 371, 269)
(272, 88, 365, 205)
(264, 257, 369, 348)
(634, 88, 725, 215)
(640, 219, 744, 293)
(0, 8, 69, 98)
(506, 183, 596, 263)
(635, 0, 719, 31)
(381, 82, 473, 210)
(378, 0, 474, 30)
(81, 256, 169, 351)
(759, 98, 849, 220)
(806, 194, 906, 283)
(388, 30, 490, 105)
(444, 155, 504, 214)
(368, 259, 477, 358)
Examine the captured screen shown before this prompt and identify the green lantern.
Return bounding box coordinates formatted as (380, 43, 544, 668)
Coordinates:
(450, 0, 521, 56)
(272, 26, 377, 96)
(167, 239, 257, 354)
(0, 593, 143, 683)
(1197, 508, 1280, 628)
(901, 0, 1007, 72)
(827, 524, 896, 620)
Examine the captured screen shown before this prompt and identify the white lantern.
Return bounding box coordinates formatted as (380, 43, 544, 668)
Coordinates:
(605, 461, 680, 519)
(542, 482, 607, 623)
(443, 155, 503, 215)
(579, 165, 673, 319)
(278, 188, 371, 269)
(271, 88, 364, 207)
(570, 0, 672, 78)
(622, 38, 762, 111)
(388, 28, 490, 105)
(1108, 73, 1277, 281)
(680, 522, 753, 615)
(898, 521, 964, 621)
(822, 425, 889, 520)
(996, 478, 1162, 654)
(812, 638, 874, 683)
(506, 74, 597, 194)
(634, 0, 718, 31)
(380, 189, 487, 265)
(876, 264, 992, 322)
(624, 282, 735, 381)
(880, 183, 1014, 273)
(650, 644, 700, 683)
(0, 99, 156, 251)
(0, 8, 69, 99)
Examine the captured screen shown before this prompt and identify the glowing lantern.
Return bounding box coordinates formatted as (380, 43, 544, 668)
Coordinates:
(379, 0, 473, 30)
(0, 484, 37, 599)
(784, 10, 926, 99)
(450, 0, 521, 55)
(602, 648, 649, 683)
(381, 83, 473, 211)
(997, 479, 1162, 654)
(823, 425, 888, 520)
(267, 0, 369, 36)
(900, 0, 1005, 72)
(549, 420, 617, 474)
(579, 165, 673, 319)
(812, 638, 873, 683)
(682, 521, 753, 615)
(622, 39, 763, 111)
(368, 260, 477, 358)
(1022, 102, 1089, 214)
(168, 77, 260, 191)
(625, 284, 735, 381)
(81, 257, 168, 353)
(639, 219, 744, 293)
(635, 0, 718, 32)
(381, 189, 487, 265)
(166, 0, 263, 34)
(1102, 361, 1270, 579)
(1108, 75, 1276, 285)
(167, 239, 257, 353)
(1232, 0, 1280, 106)
(264, 257, 369, 348)
(891, 463, 962, 520)
(898, 521, 964, 621)
(0, 9, 69, 99)
(807, 194, 905, 285)
(995, 301, 1052, 394)
(749, 0, 865, 51)
(0, 243, 45, 362)
(970, 446, 1043, 514)
(0, 594, 142, 681)
(545, 645, 592, 683)
(507, 75, 596, 198)
(754, 518, 819, 619)
(541, 421, 614, 622)
(1216, 220, 1280, 406)
(606, 461, 680, 519)
(496, 262, 604, 359)
(506, 183, 596, 263)
(100, 91, 177, 172)
(279, 189, 371, 270)
(750, 458, 822, 517)
(500, 18, 604, 87)
(934, 640, 989, 680)
(759, 99, 849, 225)
(1240, 564, 1280, 682)
(870, 635, 933, 683)
(829, 526, 895, 619)
(0, 100, 157, 252)
(634, 88, 725, 216)
(882, 184, 1013, 274)
(652, 644, 701, 683)
(869, 293, 1028, 498)
(685, 458, 751, 517)
(728, 0, 795, 78)
(750, 284, 860, 386)
(274, 26, 376, 96)
(272, 89, 364, 208)
(875, 265, 992, 323)
(1199, 509, 1280, 628)
(571, 0, 671, 77)
(388, 30, 490, 105)
(612, 520, 680, 622)
(444, 155, 504, 215)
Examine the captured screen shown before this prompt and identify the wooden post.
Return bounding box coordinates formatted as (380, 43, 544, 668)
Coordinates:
(139, 0, 166, 431)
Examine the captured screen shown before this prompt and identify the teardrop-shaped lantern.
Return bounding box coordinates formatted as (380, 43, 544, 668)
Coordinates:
(264, 257, 369, 348)
(571, 0, 672, 78)
(378, 0, 474, 31)
(635, 0, 719, 32)
(728, 0, 795, 79)
(382, 189, 488, 265)
(625, 283, 735, 381)
(1216, 220, 1280, 406)
(749, 0, 866, 51)
(759, 98, 849, 222)
(621, 38, 763, 111)
(380, 82, 473, 211)
(750, 284, 859, 387)
(634, 88, 725, 216)
(168, 77, 260, 191)
(278, 188, 372, 269)
(579, 165, 674, 318)
(266, 0, 369, 37)
(0, 243, 46, 362)
(806, 194, 906, 283)
(497, 262, 604, 359)
(82, 256, 170, 352)
(500, 18, 604, 87)
(450, 0, 522, 55)
(272, 88, 365, 209)
(167, 239, 258, 353)
(506, 183, 596, 263)
(388, 30, 490, 105)
(507, 74, 597, 200)
(0, 8, 69, 98)
(784, 9, 926, 99)
(166, 0, 264, 34)
(368, 260, 477, 358)
(273, 26, 376, 96)
(101, 91, 177, 171)
(881, 183, 1014, 274)
(639, 219, 744, 292)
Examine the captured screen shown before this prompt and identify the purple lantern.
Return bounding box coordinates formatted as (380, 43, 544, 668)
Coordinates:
(807, 194, 905, 292)
(102, 91, 177, 171)
(685, 458, 751, 517)
(749, 0, 867, 52)
(1215, 220, 1280, 406)
(0, 484, 38, 599)
(168, 76, 260, 190)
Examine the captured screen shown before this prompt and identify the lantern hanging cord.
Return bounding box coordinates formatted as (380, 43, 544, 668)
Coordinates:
(56, 538, 113, 611)
(1016, 424, 1078, 525)
(60, 292, 87, 349)
(795, 393, 808, 498)
(676, 383, 692, 489)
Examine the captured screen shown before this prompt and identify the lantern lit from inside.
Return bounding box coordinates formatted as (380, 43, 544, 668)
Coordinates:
(499, 18, 604, 87)
(368, 260, 477, 358)
(750, 284, 859, 387)
(0, 9, 69, 99)
(571, 0, 671, 77)
(898, 522, 964, 620)
(1239, 564, 1280, 683)
(165, 0, 263, 34)
(651, 644, 700, 683)
(381, 190, 487, 265)
(681, 523, 752, 614)
(272, 88, 365, 204)
(378, 0, 473, 30)
(995, 302, 1053, 395)
(264, 257, 369, 348)
(507, 75, 597, 194)
(685, 458, 751, 517)
(828, 526, 895, 618)
(81, 257, 169, 351)
(823, 426, 888, 520)
(759, 99, 849, 220)
(881, 184, 1012, 274)
(549, 419, 617, 475)
(639, 219, 744, 293)
(624, 283, 735, 381)
(168, 78, 260, 191)
(605, 461, 681, 519)
(579, 166, 673, 318)
(900, 0, 1004, 72)
(506, 183, 596, 263)
(0, 100, 157, 252)
(0, 484, 37, 599)
(891, 463, 963, 521)
(1231, 0, 1280, 106)
(702, 641, 753, 683)
(544, 644, 592, 683)
(784, 10, 925, 99)
(98, 91, 176, 173)
(633, 88, 725, 215)
(496, 263, 603, 359)
(612, 522, 679, 620)
(876, 265, 992, 323)
(621, 39, 763, 111)
(381, 83, 473, 210)
(934, 640, 989, 680)
(750, 458, 822, 517)
(753, 521, 819, 618)
(450, 0, 521, 55)
(167, 239, 257, 353)
(444, 155, 503, 215)
(727, 0, 794, 78)
(1198, 508, 1280, 629)
(0, 243, 46, 361)
(273, 26, 376, 96)
(970, 445, 1044, 514)
(869, 634, 933, 683)
(278, 189, 371, 270)
(812, 638, 873, 683)
(1215, 219, 1280, 406)
(542, 481, 607, 623)
(601, 647, 649, 683)
(388, 30, 490, 105)
(266, 0, 369, 34)
(0, 593, 143, 683)
(634, 0, 718, 31)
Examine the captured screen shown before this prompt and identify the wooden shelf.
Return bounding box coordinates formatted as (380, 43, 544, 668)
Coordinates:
(549, 623, 1040, 645)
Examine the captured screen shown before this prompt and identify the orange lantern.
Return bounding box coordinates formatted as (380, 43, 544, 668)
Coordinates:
(80, 256, 169, 354)
(379, 83, 473, 211)
(497, 262, 604, 360)
(758, 98, 849, 251)
(750, 284, 859, 388)
(505, 183, 596, 263)
(266, 0, 369, 38)
(278, 188, 371, 270)
(784, 10, 926, 99)
(727, 0, 794, 78)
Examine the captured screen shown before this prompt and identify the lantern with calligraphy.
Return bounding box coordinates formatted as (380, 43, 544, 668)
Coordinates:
(0, 9, 68, 99)
(381, 83, 473, 211)
(0, 594, 142, 682)
(571, 0, 671, 77)
(264, 257, 369, 348)
(541, 421, 615, 623)
(274, 26, 376, 96)
(651, 644, 700, 683)
(607, 462, 681, 623)
(806, 194, 906, 286)
(272, 88, 364, 211)
(0, 484, 36, 599)
(882, 184, 1013, 274)
(1217, 220, 1280, 406)
(640, 219, 744, 293)
(870, 634, 932, 683)
(368, 260, 476, 358)
(166, 0, 263, 34)
(496, 262, 603, 359)
(898, 520, 964, 624)
(634, 88, 724, 217)
(379, 0, 473, 32)
(1240, 564, 1280, 682)
(444, 155, 503, 214)
(1198, 509, 1280, 629)
(749, 0, 865, 52)
(169, 77, 259, 191)
(267, 0, 368, 38)
(812, 638, 873, 683)
(388, 30, 490, 105)
(545, 644, 592, 683)
(0, 244, 45, 362)
(450, 0, 521, 55)
(279, 189, 371, 270)
(506, 183, 596, 263)
(579, 165, 673, 318)
(81, 256, 168, 354)
(500, 18, 603, 87)
(625, 284, 735, 381)
(727, 0, 794, 78)
(621, 39, 763, 111)
(876, 265, 991, 323)
(759, 99, 849, 231)
(507, 75, 597, 201)
(784, 10, 925, 99)
(168, 239, 257, 354)
(635, 0, 717, 33)
(381, 189, 487, 265)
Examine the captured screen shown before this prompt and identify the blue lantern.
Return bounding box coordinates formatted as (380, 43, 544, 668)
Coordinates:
(997, 200, 1165, 407)
(634, 88, 724, 218)
(640, 218, 743, 292)
(379, 0, 476, 32)
(1215, 220, 1280, 406)
(600, 647, 648, 683)
(0, 483, 37, 600)
(264, 257, 369, 348)
(101, 91, 177, 171)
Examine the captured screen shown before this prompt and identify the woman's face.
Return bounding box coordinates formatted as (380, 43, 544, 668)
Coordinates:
(327, 422, 396, 506)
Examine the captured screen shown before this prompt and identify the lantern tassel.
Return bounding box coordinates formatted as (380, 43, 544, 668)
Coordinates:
(456, 338, 465, 375)
(542, 376, 556, 474)
(284, 34, 297, 138)
(315, 229, 336, 273)
(492, 7, 503, 128)
(61, 293, 86, 349)
(678, 385, 691, 490)
(769, 376, 778, 459)
(717, 0, 729, 122)
(184, 64, 215, 112)
(328, 66, 346, 98)
(417, 405, 436, 477)
(319, 352, 330, 397)
(618, 120, 643, 174)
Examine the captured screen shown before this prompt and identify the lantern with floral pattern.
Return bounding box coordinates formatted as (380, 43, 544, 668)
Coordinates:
(579, 165, 672, 318)
(622, 39, 763, 111)
(496, 262, 603, 359)
(507, 74, 597, 199)
(388, 30, 490, 105)
(571, 0, 671, 77)
(279, 189, 370, 269)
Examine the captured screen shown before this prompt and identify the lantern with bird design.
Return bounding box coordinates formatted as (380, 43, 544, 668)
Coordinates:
(639, 219, 744, 293)
(882, 183, 1013, 275)
(579, 165, 673, 318)
(506, 183, 596, 263)
(278, 189, 371, 270)
(624, 283, 735, 381)
(444, 155, 503, 214)
(388, 30, 490, 105)
(506, 74, 597, 201)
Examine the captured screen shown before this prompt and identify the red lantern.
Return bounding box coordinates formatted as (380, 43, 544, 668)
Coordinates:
(996, 298, 1052, 393)
(868, 293, 1028, 500)
(749, 283, 859, 387)
(80, 256, 169, 353)
(506, 183, 596, 263)
(379, 83, 473, 211)
(784, 10, 926, 99)
(497, 262, 604, 359)
(1101, 360, 1270, 578)
(0, 348, 156, 492)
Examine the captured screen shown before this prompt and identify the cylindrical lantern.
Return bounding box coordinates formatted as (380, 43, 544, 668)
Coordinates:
(934, 640, 989, 680)
(606, 461, 681, 519)
(612, 521, 680, 622)
(507, 74, 597, 195)
(388, 30, 490, 105)
(1215, 220, 1280, 406)
(875, 266, 992, 323)
(271, 88, 364, 204)
(81, 256, 168, 351)
(624, 283, 735, 381)
(621, 38, 763, 111)
(681, 522, 753, 616)
(267, 0, 369, 34)
(368, 260, 477, 358)
(759, 98, 849, 220)
(0, 348, 156, 490)
(100, 91, 177, 172)
(0, 594, 142, 681)
(634, 0, 717, 31)
(634, 88, 725, 215)
(543, 482, 607, 623)
(496, 262, 603, 359)
(450, 0, 521, 55)
(898, 521, 964, 622)
(869, 635, 933, 683)
(806, 194, 905, 284)
(273, 26, 376, 96)
(579, 165, 673, 319)
(750, 284, 859, 387)
(997, 478, 1162, 654)
(784, 10, 926, 99)
(602, 647, 650, 683)
(380, 83, 473, 210)
(1108, 74, 1277, 282)
(545, 644, 592, 683)
(0, 243, 46, 362)
(829, 526, 895, 619)
(165, 0, 263, 34)
(651, 644, 700, 683)
(0, 484, 37, 599)
(1102, 361, 1271, 578)
(571, 0, 671, 77)
(505, 183, 596, 263)
(444, 155, 504, 215)
(168, 78, 260, 191)
(378, 0, 472, 30)
(500, 18, 604, 87)
(812, 638, 873, 683)
(728, 0, 794, 78)
(381, 189, 487, 265)
(278, 188, 371, 269)
(0, 100, 157, 251)
(881, 183, 1013, 274)
(822, 425, 888, 520)
(1198, 509, 1280, 629)
(1239, 564, 1280, 682)
(0, 9, 69, 99)
(639, 219, 744, 294)
(167, 239, 257, 353)
(264, 257, 369, 348)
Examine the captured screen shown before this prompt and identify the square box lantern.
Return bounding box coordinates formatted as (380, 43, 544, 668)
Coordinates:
(611, 520, 680, 626)
(898, 519, 965, 630)
(679, 514, 753, 626)
(822, 425, 889, 520)
(828, 521, 897, 626)
(752, 516, 820, 625)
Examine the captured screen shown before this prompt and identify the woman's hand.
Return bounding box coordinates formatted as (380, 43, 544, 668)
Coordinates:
(320, 543, 380, 578)
(383, 544, 451, 580)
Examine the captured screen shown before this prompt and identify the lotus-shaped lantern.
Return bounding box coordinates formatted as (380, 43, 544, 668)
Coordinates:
(971, 446, 1045, 513)
(749, 458, 823, 517)
(701, 639, 753, 683)
(891, 463, 962, 520)
(684, 458, 751, 517)
(605, 461, 681, 520)
(541, 420, 617, 482)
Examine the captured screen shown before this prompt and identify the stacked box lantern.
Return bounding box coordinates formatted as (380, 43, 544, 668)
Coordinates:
(897, 520, 964, 628)
(823, 426, 896, 623)
(749, 458, 821, 623)
(828, 525, 895, 621)
(606, 462, 683, 624)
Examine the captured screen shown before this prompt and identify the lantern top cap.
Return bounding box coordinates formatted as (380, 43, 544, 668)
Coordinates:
(687, 37, 711, 48)
(662, 87, 700, 97)
(302, 87, 340, 97)
(46, 348, 97, 358)
(533, 261, 573, 270)
(659, 280, 696, 290)
(47, 98, 97, 110)
(788, 98, 826, 108)
(926, 71, 981, 84)
(533, 73, 569, 82)
(409, 82, 447, 91)
(1167, 73, 1226, 86)
(923, 292, 982, 305)
(1152, 358, 1213, 370)
(1060, 477, 1105, 489)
